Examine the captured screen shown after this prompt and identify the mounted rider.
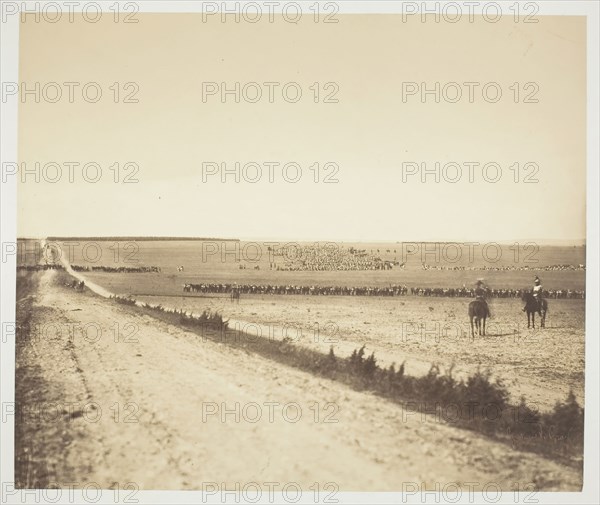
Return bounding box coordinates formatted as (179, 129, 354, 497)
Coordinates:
(532, 275, 544, 306)
(474, 279, 491, 317)
(523, 276, 544, 311)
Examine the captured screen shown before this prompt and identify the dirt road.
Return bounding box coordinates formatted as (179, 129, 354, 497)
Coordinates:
(17, 269, 582, 491)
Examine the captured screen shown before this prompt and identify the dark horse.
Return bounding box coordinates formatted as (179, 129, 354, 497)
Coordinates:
(230, 287, 240, 304)
(522, 291, 547, 328)
(70, 279, 85, 291)
(468, 299, 490, 337)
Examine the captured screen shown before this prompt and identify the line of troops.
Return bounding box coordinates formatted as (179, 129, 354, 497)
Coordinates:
(16, 264, 64, 271)
(411, 286, 585, 298)
(183, 283, 585, 299)
(16, 264, 162, 273)
(421, 263, 586, 272)
(70, 264, 161, 273)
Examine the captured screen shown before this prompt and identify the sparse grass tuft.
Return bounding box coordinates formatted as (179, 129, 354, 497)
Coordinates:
(111, 295, 137, 306)
(178, 309, 228, 330)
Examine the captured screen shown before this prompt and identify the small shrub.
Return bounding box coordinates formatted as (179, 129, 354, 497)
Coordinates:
(328, 346, 336, 364)
(397, 361, 405, 379)
(464, 369, 509, 410)
(512, 396, 542, 436)
(178, 309, 228, 330)
(544, 390, 584, 438)
(111, 295, 137, 306)
(363, 352, 377, 377)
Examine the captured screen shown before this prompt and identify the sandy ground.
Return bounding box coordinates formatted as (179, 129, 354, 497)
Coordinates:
(16, 268, 583, 491)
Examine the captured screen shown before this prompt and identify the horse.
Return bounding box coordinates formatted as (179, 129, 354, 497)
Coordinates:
(70, 280, 85, 291)
(468, 299, 490, 337)
(230, 288, 240, 304)
(522, 291, 547, 328)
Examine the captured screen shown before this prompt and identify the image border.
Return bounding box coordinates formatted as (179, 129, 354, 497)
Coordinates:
(1, 1, 599, 503)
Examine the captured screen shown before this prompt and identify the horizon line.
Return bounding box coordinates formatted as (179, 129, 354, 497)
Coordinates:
(16, 235, 588, 245)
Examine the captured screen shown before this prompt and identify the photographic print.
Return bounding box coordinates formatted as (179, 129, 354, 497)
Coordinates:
(1, 2, 598, 504)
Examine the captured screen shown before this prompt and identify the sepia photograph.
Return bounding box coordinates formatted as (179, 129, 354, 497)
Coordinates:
(1, 1, 599, 504)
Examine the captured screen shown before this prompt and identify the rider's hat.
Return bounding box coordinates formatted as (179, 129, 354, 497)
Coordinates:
(534, 276, 541, 284)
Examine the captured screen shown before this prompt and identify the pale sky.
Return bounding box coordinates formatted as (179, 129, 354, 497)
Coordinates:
(17, 14, 586, 242)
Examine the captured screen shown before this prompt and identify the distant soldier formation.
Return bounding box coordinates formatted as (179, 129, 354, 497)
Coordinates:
(16, 264, 64, 271)
(182, 282, 585, 299)
(268, 245, 396, 271)
(70, 265, 161, 273)
(421, 263, 586, 272)
(260, 244, 586, 272)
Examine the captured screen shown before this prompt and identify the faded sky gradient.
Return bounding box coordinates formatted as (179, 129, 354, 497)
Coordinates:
(17, 14, 586, 242)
